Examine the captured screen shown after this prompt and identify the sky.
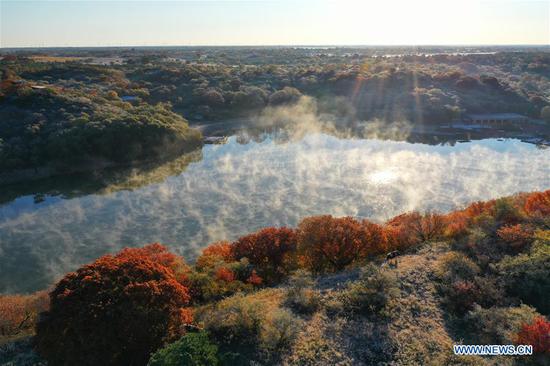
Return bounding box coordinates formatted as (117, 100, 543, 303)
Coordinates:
(1, 0, 549, 47)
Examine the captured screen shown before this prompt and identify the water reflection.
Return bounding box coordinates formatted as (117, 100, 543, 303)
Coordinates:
(0, 150, 203, 206)
(0, 134, 549, 293)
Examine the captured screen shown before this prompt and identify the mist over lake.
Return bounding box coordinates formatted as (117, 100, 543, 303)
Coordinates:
(1, 134, 549, 293)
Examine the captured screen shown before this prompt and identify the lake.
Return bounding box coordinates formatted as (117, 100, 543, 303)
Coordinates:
(1, 133, 549, 293)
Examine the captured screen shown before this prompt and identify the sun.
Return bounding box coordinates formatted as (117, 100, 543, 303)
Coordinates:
(368, 168, 398, 185)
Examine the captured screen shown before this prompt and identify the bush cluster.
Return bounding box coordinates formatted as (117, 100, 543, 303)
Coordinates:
(10, 190, 550, 365)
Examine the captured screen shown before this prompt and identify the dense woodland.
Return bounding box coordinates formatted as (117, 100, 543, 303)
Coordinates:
(1, 189, 549, 365)
(2, 47, 550, 175)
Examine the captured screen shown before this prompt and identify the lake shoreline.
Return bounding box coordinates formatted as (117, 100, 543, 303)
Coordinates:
(0, 143, 204, 186)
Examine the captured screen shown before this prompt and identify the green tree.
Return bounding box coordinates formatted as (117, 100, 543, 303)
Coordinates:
(148, 332, 219, 366)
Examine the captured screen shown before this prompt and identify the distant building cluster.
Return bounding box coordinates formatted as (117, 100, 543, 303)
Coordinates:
(463, 113, 529, 126)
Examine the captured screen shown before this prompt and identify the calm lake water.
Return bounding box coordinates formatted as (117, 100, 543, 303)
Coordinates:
(1, 134, 549, 293)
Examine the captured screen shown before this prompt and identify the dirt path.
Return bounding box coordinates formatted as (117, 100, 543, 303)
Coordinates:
(385, 249, 459, 365)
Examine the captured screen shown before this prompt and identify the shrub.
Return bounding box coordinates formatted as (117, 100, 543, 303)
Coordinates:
(246, 270, 263, 286)
(185, 268, 254, 304)
(0, 336, 46, 366)
(215, 267, 236, 283)
(497, 241, 550, 314)
(203, 294, 263, 349)
(435, 252, 480, 283)
(493, 197, 524, 225)
(524, 190, 550, 217)
(285, 270, 320, 315)
(268, 87, 302, 106)
(147, 331, 219, 366)
(515, 316, 550, 354)
(443, 211, 469, 240)
(201, 291, 298, 364)
(232, 227, 297, 283)
(340, 264, 399, 316)
(442, 275, 503, 315)
(454, 227, 493, 265)
(444, 280, 481, 315)
(196, 241, 234, 270)
(385, 212, 445, 250)
(384, 213, 422, 250)
(465, 304, 539, 345)
(35, 245, 191, 366)
(118, 243, 190, 281)
(185, 271, 220, 303)
(259, 308, 300, 356)
(497, 224, 534, 253)
(0, 291, 48, 338)
(296, 216, 385, 273)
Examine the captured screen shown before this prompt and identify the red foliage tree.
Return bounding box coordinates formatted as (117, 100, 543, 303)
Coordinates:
(442, 211, 470, 240)
(215, 267, 236, 282)
(524, 190, 550, 217)
(296, 216, 385, 272)
(35, 245, 191, 366)
(118, 243, 189, 281)
(385, 212, 446, 250)
(246, 270, 263, 286)
(497, 224, 534, 253)
(464, 200, 496, 218)
(232, 227, 297, 283)
(445, 280, 481, 315)
(515, 316, 550, 354)
(196, 241, 234, 270)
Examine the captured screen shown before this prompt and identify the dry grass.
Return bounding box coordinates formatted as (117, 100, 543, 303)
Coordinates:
(281, 244, 494, 365)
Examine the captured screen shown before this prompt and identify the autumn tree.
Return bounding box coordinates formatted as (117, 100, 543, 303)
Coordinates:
(118, 242, 190, 280)
(442, 211, 470, 239)
(215, 267, 236, 283)
(35, 244, 191, 366)
(515, 316, 550, 354)
(0, 291, 48, 337)
(524, 190, 550, 217)
(385, 212, 445, 250)
(232, 227, 297, 283)
(497, 224, 534, 253)
(296, 216, 385, 273)
(196, 241, 234, 270)
(246, 270, 263, 286)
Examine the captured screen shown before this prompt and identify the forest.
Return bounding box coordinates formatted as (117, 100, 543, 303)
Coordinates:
(1, 189, 549, 365)
(2, 47, 550, 180)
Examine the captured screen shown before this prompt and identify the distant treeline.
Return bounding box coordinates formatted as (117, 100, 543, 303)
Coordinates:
(2, 50, 550, 174)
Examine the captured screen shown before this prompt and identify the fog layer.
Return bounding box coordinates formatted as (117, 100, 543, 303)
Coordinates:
(0, 135, 549, 293)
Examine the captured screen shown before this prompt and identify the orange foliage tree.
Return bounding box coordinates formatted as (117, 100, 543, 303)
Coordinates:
(385, 212, 446, 250)
(0, 291, 48, 337)
(442, 210, 470, 240)
(296, 216, 385, 272)
(35, 244, 191, 366)
(496, 224, 534, 253)
(196, 241, 234, 270)
(524, 190, 550, 217)
(232, 227, 297, 283)
(118, 242, 189, 280)
(215, 267, 236, 282)
(515, 316, 550, 354)
(246, 270, 263, 286)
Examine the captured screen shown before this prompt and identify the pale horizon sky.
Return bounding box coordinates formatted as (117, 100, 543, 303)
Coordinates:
(1, 0, 549, 48)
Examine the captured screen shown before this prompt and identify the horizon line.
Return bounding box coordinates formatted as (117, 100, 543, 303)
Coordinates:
(2, 43, 550, 51)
